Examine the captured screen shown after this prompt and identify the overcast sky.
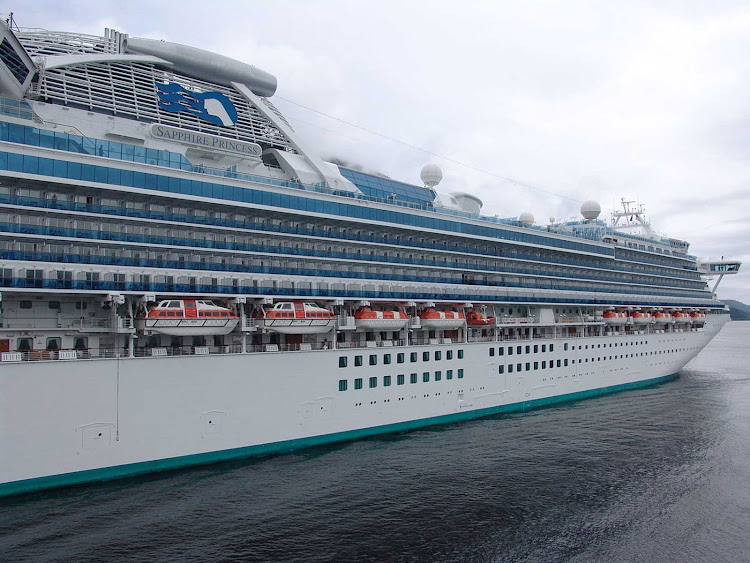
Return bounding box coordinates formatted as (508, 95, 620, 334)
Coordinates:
(14, 1, 750, 302)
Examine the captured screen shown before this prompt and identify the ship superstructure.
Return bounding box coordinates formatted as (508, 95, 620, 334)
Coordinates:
(0, 22, 740, 496)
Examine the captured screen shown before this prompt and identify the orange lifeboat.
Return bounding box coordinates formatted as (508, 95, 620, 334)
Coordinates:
(673, 311, 691, 323)
(689, 311, 706, 324)
(603, 311, 628, 325)
(631, 311, 652, 325)
(419, 308, 466, 329)
(466, 310, 495, 326)
(354, 307, 410, 330)
(263, 302, 335, 334)
(652, 311, 672, 324)
(140, 299, 239, 336)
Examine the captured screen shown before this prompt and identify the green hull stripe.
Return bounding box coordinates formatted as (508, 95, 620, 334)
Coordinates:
(0, 374, 676, 497)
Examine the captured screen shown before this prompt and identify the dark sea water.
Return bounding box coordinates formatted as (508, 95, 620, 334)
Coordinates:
(2, 322, 749, 562)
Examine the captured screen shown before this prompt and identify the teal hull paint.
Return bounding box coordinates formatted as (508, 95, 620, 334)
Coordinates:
(0, 373, 677, 497)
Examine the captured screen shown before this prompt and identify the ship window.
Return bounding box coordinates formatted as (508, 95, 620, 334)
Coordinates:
(423, 351, 430, 361)
(517, 363, 522, 372)
(458, 350, 464, 359)
(498, 365, 504, 374)
(369, 355, 377, 366)
(20, 301, 32, 309)
(542, 345, 546, 352)
(489, 348, 495, 357)
(75, 302, 88, 310)
(525, 346, 531, 354)
(534, 362, 539, 370)
(557, 360, 561, 367)
(369, 377, 377, 388)
(355, 355, 362, 367)
(564, 359, 569, 367)
(508, 347, 513, 356)
(354, 378, 363, 390)
(423, 372, 429, 382)
(498, 348, 504, 356)
(534, 345, 538, 353)
(410, 352, 417, 362)
(46, 337, 61, 351)
(435, 371, 442, 381)
(508, 364, 514, 373)
(384, 375, 392, 387)
(526, 362, 531, 371)
(564, 343, 568, 351)
(397, 353, 405, 363)
(446, 351, 453, 360)
(397, 374, 405, 385)
(338, 380, 348, 392)
(435, 351, 441, 361)
(17, 337, 33, 351)
(542, 361, 546, 369)
(73, 337, 88, 350)
(410, 373, 418, 384)
(458, 369, 464, 379)
(517, 346, 522, 354)
(48, 301, 61, 310)
(384, 354, 391, 365)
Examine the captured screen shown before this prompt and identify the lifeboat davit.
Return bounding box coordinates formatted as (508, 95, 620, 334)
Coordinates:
(631, 311, 652, 325)
(141, 299, 239, 336)
(263, 302, 335, 334)
(419, 308, 466, 329)
(354, 307, 409, 330)
(603, 311, 628, 325)
(466, 310, 495, 326)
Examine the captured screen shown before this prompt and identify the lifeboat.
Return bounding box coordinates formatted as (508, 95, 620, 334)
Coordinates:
(140, 299, 239, 336)
(630, 311, 652, 325)
(673, 311, 691, 323)
(466, 310, 495, 326)
(419, 308, 466, 329)
(354, 307, 409, 330)
(689, 311, 707, 324)
(603, 311, 628, 325)
(652, 311, 672, 324)
(263, 302, 335, 334)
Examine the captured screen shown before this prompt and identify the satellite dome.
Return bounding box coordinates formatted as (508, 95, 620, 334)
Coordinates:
(581, 200, 601, 221)
(420, 164, 443, 188)
(519, 212, 534, 226)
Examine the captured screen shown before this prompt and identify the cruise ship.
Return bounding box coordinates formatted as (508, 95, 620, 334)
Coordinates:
(0, 21, 741, 496)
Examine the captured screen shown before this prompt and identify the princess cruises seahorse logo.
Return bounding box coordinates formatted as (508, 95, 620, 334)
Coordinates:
(156, 83, 239, 127)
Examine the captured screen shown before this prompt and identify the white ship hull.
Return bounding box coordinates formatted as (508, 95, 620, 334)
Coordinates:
(0, 316, 727, 496)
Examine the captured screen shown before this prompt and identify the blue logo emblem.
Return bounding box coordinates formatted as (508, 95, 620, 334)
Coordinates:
(156, 83, 238, 127)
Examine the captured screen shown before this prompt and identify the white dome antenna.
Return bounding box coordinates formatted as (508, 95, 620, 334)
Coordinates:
(581, 200, 601, 221)
(420, 164, 442, 188)
(519, 212, 534, 226)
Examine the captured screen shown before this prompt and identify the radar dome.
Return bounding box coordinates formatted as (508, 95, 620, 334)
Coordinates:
(581, 200, 601, 221)
(420, 164, 442, 188)
(519, 212, 534, 226)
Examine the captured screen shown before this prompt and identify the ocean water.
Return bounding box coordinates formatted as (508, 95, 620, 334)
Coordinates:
(2, 322, 749, 562)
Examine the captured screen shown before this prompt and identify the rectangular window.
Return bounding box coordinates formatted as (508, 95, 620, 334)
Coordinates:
(557, 360, 561, 367)
(542, 361, 546, 369)
(550, 344, 554, 352)
(355, 355, 363, 367)
(458, 369, 464, 379)
(534, 345, 538, 353)
(542, 345, 546, 353)
(517, 363, 522, 372)
(446, 350, 453, 360)
(508, 346, 513, 356)
(384, 354, 391, 365)
(369, 354, 377, 366)
(525, 346, 531, 354)
(397, 374, 405, 385)
(509, 364, 514, 373)
(564, 343, 568, 351)
(410, 352, 418, 362)
(339, 356, 347, 368)
(435, 351, 441, 361)
(526, 362, 531, 371)
(354, 378, 363, 390)
(423, 351, 430, 361)
(447, 369, 453, 380)
(397, 353, 405, 363)
(369, 377, 377, 389)
(423, 372, 430, 382)
(458, 350, 464, 359)
(435, 371, 442, 381)
(489, 348, 495, 357)
(517, 346, 522, 354)
(564, 359, 569, 367)
(410, 373, 418, 384)
(499, 347, 504, 356)
(384, 375, 392, 387)
(534, 362, 539, 370)
(338, 380, 348, 392)
(498, 365, 504, 374)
